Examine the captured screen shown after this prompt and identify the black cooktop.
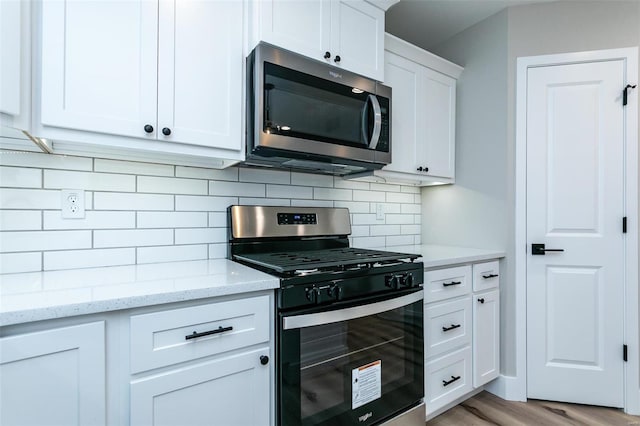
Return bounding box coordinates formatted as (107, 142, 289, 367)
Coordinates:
(233, 247, 419, 274)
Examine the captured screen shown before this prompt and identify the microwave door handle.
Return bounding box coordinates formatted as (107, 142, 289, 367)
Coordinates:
(361, 96, 371, 145)
(368, 95, 382, 149)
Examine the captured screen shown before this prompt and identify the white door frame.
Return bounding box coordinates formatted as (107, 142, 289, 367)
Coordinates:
(513, 47, 639, 413)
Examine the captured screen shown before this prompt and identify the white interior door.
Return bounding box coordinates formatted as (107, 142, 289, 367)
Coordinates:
(526, 59, 625, 407)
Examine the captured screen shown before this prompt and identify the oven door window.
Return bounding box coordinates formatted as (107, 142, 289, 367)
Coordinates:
(279, 291, 423, 426)
(263, 62, 388, 152)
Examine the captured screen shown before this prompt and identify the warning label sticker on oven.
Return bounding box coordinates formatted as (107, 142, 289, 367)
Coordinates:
(352, 360, 381, 409)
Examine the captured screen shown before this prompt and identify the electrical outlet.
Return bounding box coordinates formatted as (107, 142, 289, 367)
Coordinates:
(61, 189, 85, 219)
(375, 203, 384, 220)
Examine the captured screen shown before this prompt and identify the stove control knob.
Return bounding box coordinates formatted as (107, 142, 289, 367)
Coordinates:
(401, 273, 415, 287)
(385, 274, 400, 290)
(305, 287, 321, 304)
(328, 284, 343, 301)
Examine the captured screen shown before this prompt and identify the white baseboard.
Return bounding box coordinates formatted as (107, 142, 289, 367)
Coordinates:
(484, 375, 526, 401)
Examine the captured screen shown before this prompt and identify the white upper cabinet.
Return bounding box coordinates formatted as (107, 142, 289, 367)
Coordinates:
(41, 0, 158, 138)
(348, 33, 462, 186)
(36, 0, 244, 167)
(250, 0, 385, 81)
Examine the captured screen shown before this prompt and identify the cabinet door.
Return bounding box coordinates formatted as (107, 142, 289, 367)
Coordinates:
(331, 0, 384, 81)
(473, 289, 500, 387)
(131, 348, 271, 426)
(0, 322, 106, 426)
(157, 0, 243, 151)
(257, 0, 331, 63)
(383, 51, 422, 174)
(0, 0, 21, 117)
(421, 68, 456, 179)
(40, 0, 157, 138)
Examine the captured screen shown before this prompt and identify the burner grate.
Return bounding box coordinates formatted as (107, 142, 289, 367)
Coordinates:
(234, 247, 419, 274)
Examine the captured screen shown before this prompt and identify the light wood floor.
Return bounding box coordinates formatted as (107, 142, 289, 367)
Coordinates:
(427, 392, 640, 425)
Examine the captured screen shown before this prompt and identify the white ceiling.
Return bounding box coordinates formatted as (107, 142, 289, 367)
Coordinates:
(385, 0, 554, 51)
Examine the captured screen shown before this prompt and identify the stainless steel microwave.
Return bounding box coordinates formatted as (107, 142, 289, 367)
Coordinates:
(245, 43, 391, 176)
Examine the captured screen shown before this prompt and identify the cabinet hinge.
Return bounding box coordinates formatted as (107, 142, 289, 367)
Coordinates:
(623, 344, 628, 362)
(623, 217, 627, 233)
(623, 84, 637, 106)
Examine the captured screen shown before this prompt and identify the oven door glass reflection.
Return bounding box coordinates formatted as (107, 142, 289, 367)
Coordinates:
(279, 290, 423, 426)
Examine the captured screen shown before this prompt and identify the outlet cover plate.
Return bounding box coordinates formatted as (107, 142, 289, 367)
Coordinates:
(61, 189, 85, 219)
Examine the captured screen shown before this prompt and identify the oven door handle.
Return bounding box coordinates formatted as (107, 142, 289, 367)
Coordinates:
(283, 290, 423, 330)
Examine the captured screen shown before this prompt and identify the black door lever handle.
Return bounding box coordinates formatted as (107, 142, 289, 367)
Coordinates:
(532, 243, 564, 255)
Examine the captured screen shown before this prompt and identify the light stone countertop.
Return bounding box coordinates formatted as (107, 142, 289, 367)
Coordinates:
(368, 244, 506, 269)
(0, 259, 279, 327)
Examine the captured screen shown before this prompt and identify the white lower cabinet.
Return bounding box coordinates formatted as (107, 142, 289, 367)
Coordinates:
(131, 348, 270, 426)
(0, 321, 106, 426)
(424, 260, 500, 418)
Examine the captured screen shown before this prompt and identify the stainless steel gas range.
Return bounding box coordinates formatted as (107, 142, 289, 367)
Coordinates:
(228, 206, 425, 426)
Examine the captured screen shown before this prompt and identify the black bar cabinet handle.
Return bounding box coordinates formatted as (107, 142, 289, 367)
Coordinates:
(482, 274, 499, 279)
(442, 375, 461, 387)
(442, 324, 461, 332)
(185, 325, 233, 340)
(442, 281, 461, 287)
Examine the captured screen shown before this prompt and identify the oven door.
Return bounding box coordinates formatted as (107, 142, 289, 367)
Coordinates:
(278, 289, 424, 426)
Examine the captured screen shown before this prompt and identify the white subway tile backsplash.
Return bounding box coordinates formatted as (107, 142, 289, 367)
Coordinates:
(334, 201, 370, 214)
(45, 170, 136, 192)
(94, 229, 173, 248)
(137, 176, 207, 195)
(208, 212, 227, 227)
(0, 151, 92, 171)
(44, 248, 135, 270)
(176, 166, 238, 181)
(95, 159, 174, 176)
(239, 168, 290, 184)
(175, 228, 226, 245)
(267, 185, 312, 199)
(370, 183, 401, 192)
(291, 172, 333, 187)
(0, 188, 60, 209)
(94, 192, 174, 211)
(314, 188, 352, 201)
(1, 155, 421, 273)
(239, 197, 290, 206)
(386, 235, 415, 246)
(386, 192, 415, 204)
(137, 245, 208, 264)
(209, 181, 265, 197)
(43, 211, 136, 230)
(353, 190, 385, 202)
(0, 166, 41, 188)
(0, 230, 91, 252)
(137, 212, 207, 228)
(175, 195, 237, 212)
(415, 235, 422, 245)
(0, 252, 42, 274)
(0, 211, 41, 230)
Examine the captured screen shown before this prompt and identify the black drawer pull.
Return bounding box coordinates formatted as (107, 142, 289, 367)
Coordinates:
(185, 326, 233, 340)
(442, 375, 461, 387)
(442, 281, 461, 287)
(442, 324, 461, 332)
(478, 298, 485, 304)
(482, 273, 499, 279)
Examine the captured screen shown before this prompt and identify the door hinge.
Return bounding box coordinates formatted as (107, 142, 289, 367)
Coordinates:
(623, 84, 637, 106)
(623, 217, 627, 233)
(623, 344, 628, 362)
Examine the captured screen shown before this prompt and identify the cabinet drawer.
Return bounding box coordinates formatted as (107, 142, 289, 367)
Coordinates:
(130, 295, 270, 374)
(473, 261, 500, 292)
(425, 297, 472, 359)
(425, 346, 472, 414)
(423, 265, 471, 303)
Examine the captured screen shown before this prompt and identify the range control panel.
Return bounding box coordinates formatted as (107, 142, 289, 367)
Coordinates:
(277, 212, 317, 225)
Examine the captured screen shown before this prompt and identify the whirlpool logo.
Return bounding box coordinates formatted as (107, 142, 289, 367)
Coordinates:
(358, 412, 373, 423)
(329, 71, 343, 79)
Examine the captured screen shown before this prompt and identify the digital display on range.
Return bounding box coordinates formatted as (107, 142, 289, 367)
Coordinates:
(277, 213, 317, 225)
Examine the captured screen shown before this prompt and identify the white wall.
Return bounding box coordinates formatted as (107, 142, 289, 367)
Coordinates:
(423, 0, 640, 378)
(0, 150, 421, 274)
